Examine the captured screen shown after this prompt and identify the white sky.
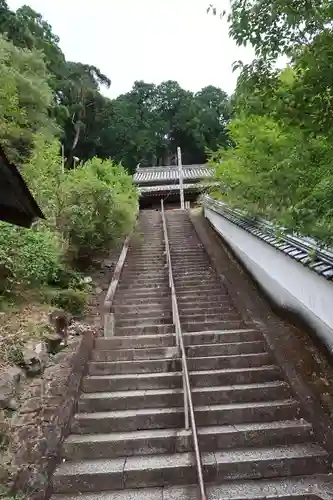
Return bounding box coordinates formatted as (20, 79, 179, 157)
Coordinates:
(7, 0, 255, 98)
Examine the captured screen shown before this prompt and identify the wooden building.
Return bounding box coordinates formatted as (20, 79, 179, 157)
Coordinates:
(0, 146, 44, 227)
(133, 164, 216, 209)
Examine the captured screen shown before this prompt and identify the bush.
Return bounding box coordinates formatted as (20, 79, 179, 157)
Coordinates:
(0, 222, 65, 293)
(0, 137, 138, 302)
(50, 289, 88, 316)
(59, 157, 138, 263)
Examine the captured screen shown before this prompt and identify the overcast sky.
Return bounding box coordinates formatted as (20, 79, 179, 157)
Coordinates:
(7, 0, 255, 98)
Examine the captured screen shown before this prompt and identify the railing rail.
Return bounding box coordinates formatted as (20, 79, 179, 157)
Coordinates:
(160, 199, 207, 500)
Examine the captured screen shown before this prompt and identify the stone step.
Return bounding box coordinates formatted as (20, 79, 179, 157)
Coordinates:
(177, 292, 228, 303)
(52, 443, 328, 494)
(180, 304, 236, 315)
(186, 341, 267, 357)
(174, 275, 217, 285)
(88, 357, 181, 376)
(114, 302, 172, 312)
(78, 381, 292, 413)
(63, 420, 313, 460)
(180, 312, 241, 323)
(115, 288, 170, 299)
(72, 399, 300, 434)
(116, 316, 173, 328)
(95, 334, 176, 350)
(176, 282, 224, 296)
(115, 324, 175, 336)
(88, 353, 273, 376)
(82, 366, 282, 393)
(92, 346, 179, 362)
(113, 296, 171, 306)
(93, 329, 262, 352)
(115, 309, 172, 320)
(118, 283, 170, 291)
(182, 320, 246, 332)
(119, 277, 168, 286)
(92, 340, 267, 362)
(120, 273, 168, 281)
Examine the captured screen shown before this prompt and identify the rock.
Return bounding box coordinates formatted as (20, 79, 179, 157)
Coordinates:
(95, 287, 103, 295)
(68, 321, 88, 337)
(83, 276, 93, 284)
(22, 341, 48, 377)
(44, 332, 63, 355)
(0, 367, 22, 410)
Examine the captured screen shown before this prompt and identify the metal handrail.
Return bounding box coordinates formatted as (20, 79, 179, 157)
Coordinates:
(160, 199, 207, 500)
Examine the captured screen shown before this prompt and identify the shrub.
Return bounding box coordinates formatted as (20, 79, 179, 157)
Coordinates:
(0, 223, 65, 292)
(50, 289, 88, 316)
(59, 157, 138, 263)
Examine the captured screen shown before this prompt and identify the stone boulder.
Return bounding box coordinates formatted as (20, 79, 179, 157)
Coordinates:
(0, 367, 22, 410)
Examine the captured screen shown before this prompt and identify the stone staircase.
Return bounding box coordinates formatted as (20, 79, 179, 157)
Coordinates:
(51, 209, 331, 499)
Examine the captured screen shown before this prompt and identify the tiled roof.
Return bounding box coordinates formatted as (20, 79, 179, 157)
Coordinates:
(204, 195, 333, 281)
(134, 164, 214, 184)
(139, 181, 218, 195)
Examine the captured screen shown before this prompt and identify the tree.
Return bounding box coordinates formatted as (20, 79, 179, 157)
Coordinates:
(0, 34, 54, 162)
(226, 0, 332, 59)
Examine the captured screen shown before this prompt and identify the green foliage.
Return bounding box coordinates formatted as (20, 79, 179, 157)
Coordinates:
(0, 223, 65, 292)
(0, 136, 137, 296)
(213, 114, 333, 244)
(50, 289, 88, 316)
(227, 0, 332, 59)
(209, 0, 333, 246)
(0, 34, 54, 161)
(59, 158, 138, 262)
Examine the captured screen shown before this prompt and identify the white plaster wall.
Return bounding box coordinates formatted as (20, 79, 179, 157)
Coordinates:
(205, 207, 333, 351)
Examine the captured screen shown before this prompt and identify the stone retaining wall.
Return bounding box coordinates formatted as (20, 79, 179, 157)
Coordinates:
(10, 330, 94, 500)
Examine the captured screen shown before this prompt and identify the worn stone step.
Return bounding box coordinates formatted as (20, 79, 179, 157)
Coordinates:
(89, 353, 273, 376)
(82, 371, 182, 393)
(88, 357, 181, 376)
(123, 266, 166, 274)
(118, 283, 170, 292)
(63, 420, 313, 461)
(177, 292, 229, 303)
(119, 277, 168, 286)
(52, 444, 328, 493)
(184, 329, 264, 345)
(175, 283, 224, 292)
(120, 273, 168, 281)
(78, 381, 292, 413)
(186, 340, 267, 357)
(115, 289, 170, 300)
(180, 313, 241, 324)
(83, 365, 282, 393)
(71, 399, 300, 434)
(114, 302, 171, 312)
(94, 329, 262, 351)
(180, 305, 236, 315)
(191, 365, 282, 386)
(92, 341, 266, 363)
(115, 309, 172, 320)
(113, 296, 171, 306)
(187, 353, 273, 371)
(182, 320, 246, 332)
(174, 276, 217, 285)
(116, 317, 173, 328)
(95, 334, 176, 351)
(92, 346, 179, 362)
(115, 324, 175, 336)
